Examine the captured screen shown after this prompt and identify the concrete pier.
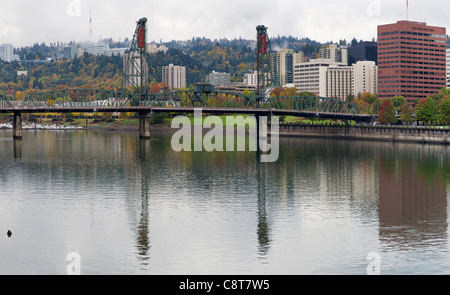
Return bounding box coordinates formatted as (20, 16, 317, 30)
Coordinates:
(12, 112, 22, 140)
(139, 112, 151, 139)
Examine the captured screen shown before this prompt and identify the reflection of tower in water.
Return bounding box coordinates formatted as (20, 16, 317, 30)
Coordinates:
(256, 160, 270, 257)
(378, 155, 448, 250)
(136, 140, 151, 266)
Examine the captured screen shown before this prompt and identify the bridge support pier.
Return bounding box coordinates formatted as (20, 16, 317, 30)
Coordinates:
(255, 115, 268, 153)
(139, 112, 151, 139)
(13, 112, 22, 140)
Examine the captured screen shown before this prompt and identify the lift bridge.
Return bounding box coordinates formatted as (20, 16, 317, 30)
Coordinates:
(0, 18, 371, 140)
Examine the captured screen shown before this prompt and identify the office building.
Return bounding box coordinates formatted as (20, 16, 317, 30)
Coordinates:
(348, 41, 378, 65)
(272, 49, 304, 86)
(0, 44, 13, 62)
(319, 44, 348, 65)
(377, 21, 446, 103)
(352, 61, 378, 96)
(86, 44, 110, 56)
(205, 71, 231, 86)
(162, 64, 186, 89)
(294, 59, 352, 99)
(294, 59, 378, 100)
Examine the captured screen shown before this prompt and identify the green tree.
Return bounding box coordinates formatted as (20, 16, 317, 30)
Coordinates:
(416, 97, 439, 125)
(390, 95, 407, 108)
(372, 99, 382, 114)
(439, 97, 450, 125)
(398, 103, 414, 125)
(378, 100, 397, 124)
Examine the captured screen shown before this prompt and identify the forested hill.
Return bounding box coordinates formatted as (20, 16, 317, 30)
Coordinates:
(0, 36, 323, 93)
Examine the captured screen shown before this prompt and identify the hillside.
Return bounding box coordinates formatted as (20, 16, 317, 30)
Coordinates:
(0, 36, 324, 94)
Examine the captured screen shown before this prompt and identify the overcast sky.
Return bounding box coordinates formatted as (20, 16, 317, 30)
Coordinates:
(0, 0, 448, 47)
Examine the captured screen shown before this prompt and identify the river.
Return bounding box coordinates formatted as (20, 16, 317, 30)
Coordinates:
(0, 129, 449, 274)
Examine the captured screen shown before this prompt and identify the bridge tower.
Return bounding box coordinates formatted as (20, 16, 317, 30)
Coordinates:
(255, 25, 279, 101)
(123, 17, 149, 95)
(123, 18, 151, 139)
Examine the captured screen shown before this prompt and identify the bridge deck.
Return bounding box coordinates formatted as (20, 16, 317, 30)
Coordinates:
(0, 106, 373, 122)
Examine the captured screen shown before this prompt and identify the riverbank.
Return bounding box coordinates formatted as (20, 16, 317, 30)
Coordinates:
(276, 123, 450, 145)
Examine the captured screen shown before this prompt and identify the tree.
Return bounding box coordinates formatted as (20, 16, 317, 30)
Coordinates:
(416, 97, 439, 125)
(390, 95, 407, 108)
(346, 93, 355, 103)
(360, 92, 378, 104)
(372, 99, 382, 114)
(398, 103, 414, 125)
(439, 97, 450, 125)
(378, 100, 397, 124)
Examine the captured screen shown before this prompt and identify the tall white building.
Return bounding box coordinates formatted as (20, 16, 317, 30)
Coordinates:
(272, 49, 304, 86)
(352, 61, 378, 96)
(294, 59, 348, 98)
(244, 71, 258, 86)
(324, 65, 353, 99)
(162, 64, 186, 89)
(294, 59, 377, 100)
(0, 44, 13, 62)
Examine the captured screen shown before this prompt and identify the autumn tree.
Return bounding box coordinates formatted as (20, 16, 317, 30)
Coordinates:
(378, 100, 397, 124)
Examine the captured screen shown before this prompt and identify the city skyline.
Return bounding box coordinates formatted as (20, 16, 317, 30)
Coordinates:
(0, 0, 448, 48)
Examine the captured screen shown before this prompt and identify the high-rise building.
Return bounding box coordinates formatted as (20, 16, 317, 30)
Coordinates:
(348, 41, 378, 65)
(294, 59, 352, 99)
(162, 64, 186, 89)
(377, 21, 446, 103)
(319, 44, 347, 65)
(0, 44, 13, 62)
(294, 59, 378, 100)
(352, 61, 378, 96)
(272, 49, 304, 86)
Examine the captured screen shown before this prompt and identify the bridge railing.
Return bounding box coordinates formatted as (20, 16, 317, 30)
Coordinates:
(20, 89, 142, 109)
(1, 88, 361, 116)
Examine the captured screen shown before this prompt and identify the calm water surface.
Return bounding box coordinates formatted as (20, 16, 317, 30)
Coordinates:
(0, 129, 449, 275)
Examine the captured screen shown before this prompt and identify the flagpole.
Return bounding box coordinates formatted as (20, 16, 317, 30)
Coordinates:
(407, 0, 409, 21)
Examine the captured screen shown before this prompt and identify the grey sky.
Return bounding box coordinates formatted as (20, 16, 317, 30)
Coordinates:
(0, 0, 447, 47)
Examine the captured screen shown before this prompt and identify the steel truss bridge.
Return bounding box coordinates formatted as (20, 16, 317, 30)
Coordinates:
(0, 87, 370, 117)
(0, 18, 372, 140)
